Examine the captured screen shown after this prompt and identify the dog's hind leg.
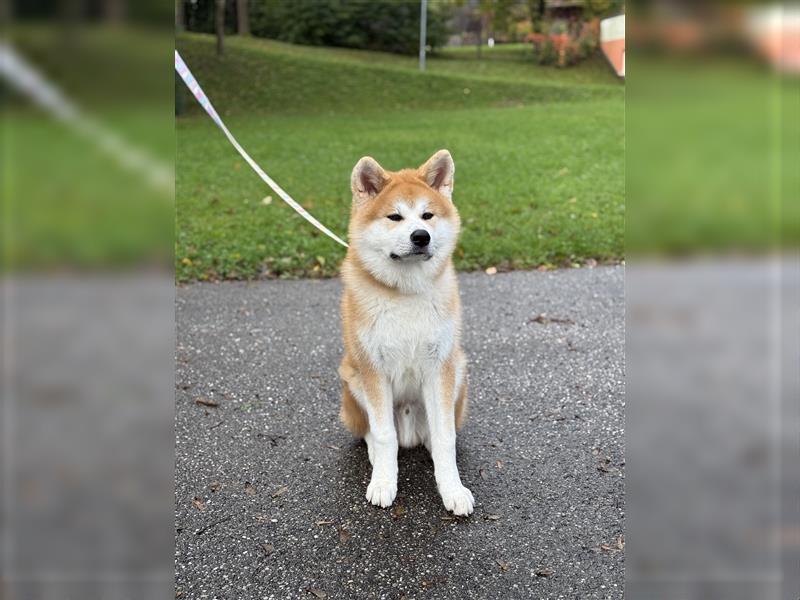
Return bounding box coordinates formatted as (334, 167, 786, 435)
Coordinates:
(454, 350, 468, 431)
(339, 380, 369, 438)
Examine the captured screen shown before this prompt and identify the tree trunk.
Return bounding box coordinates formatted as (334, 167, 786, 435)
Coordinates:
(215, 0, 225, 56)
(236, 0, 249, 35)
(0, 0, 12, 25)
(475, 17, 482, 58)
(536, 0, 546, 32)
(175, 0, 184, 33)
(103, 0, 124, 23)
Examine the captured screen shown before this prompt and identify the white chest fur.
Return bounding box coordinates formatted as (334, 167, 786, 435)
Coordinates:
(357, 289, 456, 386)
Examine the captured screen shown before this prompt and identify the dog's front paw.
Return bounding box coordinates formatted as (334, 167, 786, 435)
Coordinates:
(440, 484, 474, 516)
(366, 478, 397, 508)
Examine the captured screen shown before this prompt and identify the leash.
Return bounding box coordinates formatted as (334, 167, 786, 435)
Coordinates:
(174, 50, 349, 248)
(0, 41, 172, 194)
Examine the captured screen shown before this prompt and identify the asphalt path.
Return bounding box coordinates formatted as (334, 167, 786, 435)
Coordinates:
(175, 267, 625, 599)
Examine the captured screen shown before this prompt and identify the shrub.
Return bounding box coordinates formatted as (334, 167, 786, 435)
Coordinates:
(248, 0, 448, 55)
(525, 18, 600, 68)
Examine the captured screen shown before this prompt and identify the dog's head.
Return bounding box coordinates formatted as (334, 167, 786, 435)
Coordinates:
(347, 150, 460, 290)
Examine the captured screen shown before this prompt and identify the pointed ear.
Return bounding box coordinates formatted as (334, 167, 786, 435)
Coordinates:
(418, 149, 455, 200)
(351, 156, 388, 205)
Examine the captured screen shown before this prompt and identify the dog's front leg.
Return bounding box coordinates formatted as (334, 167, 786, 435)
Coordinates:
(352, 371, 398, 508)
(423, 365, 474, 516)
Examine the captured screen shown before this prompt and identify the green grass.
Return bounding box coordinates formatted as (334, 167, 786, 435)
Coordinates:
(626, 55, 800, 253)
(176, 34, 624, 281)
(7, 111, 174, 268)
(4, 26, 174, 272)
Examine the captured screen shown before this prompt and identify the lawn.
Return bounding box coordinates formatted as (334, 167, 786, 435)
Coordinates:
(176, 33, 624, 281)
(626, 55, 799, 253)
(4, 27, 174, 272)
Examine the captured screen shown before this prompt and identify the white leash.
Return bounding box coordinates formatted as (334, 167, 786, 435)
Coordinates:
(0, 41, 173, 195)
(174, 50, 349, 249)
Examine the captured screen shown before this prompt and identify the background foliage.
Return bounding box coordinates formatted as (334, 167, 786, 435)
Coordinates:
(185, 0, 449, 55)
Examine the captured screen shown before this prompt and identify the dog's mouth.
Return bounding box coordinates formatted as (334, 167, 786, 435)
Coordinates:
(390, 250, 432, 262)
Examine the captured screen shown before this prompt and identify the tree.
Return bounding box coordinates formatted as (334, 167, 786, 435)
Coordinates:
(527, 0, 546, 33)
(215, 0, 225, 55)
(484, 0, 516, 39)
(249, 0, 448, 56)
(236, 0, 249, 35)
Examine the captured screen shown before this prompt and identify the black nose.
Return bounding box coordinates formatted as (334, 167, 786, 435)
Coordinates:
(410, 229, 430, 247)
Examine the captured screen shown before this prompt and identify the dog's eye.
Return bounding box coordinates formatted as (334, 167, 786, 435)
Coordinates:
(387, 214, 403, 221)
(421, 212, 434, 220)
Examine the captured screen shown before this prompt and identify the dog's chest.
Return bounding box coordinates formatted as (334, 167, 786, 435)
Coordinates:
(358, 294, 455, 375)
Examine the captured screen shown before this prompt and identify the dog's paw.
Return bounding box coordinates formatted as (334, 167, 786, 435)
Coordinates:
(366, 478, 397, 508)
(440, 484, 474, 516)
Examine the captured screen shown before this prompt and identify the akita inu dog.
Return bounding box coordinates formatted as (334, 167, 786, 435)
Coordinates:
(338, 150, 473, 516)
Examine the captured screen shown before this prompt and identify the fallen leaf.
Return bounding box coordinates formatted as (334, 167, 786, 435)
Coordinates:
(496, 460, 504, 469)
(338, 527, 351, 543)
(599, 537, 625, 553)
(597, 457, 613, 473)
(209, 481, 222, 492)
(194, 396, 219, 407)
(485, 266, 498, 275)
(484, 514, 501, 521)
(244, 482, 257, 496)
(391, 505, 407, 519)
(272, 485, 289, 498)
(191, 497, 206, 512)
(528, 314, 575, 325)
(421, 575, 447, 589)
(479, 468, 487, 480)
(260, 543, 274, 555)
(495, 559, 511, 572)
(315, 519, 335, 526)
(535, 567, 554, 577)
(306, 588, 327, 599)
(254, 513, 268, 524)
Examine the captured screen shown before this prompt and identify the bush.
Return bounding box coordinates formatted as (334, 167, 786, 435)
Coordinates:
(525, 18, 600, 68)
(248, 0, 448, 55)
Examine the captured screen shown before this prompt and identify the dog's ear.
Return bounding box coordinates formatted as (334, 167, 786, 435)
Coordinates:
(418, 150, 455, 200)
(351, 156, 388, 205)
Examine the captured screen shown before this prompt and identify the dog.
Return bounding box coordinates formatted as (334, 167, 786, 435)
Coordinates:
(338, 150, 473, 516)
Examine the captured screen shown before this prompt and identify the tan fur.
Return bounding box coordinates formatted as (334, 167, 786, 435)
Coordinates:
(338, 155, 467, 435)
